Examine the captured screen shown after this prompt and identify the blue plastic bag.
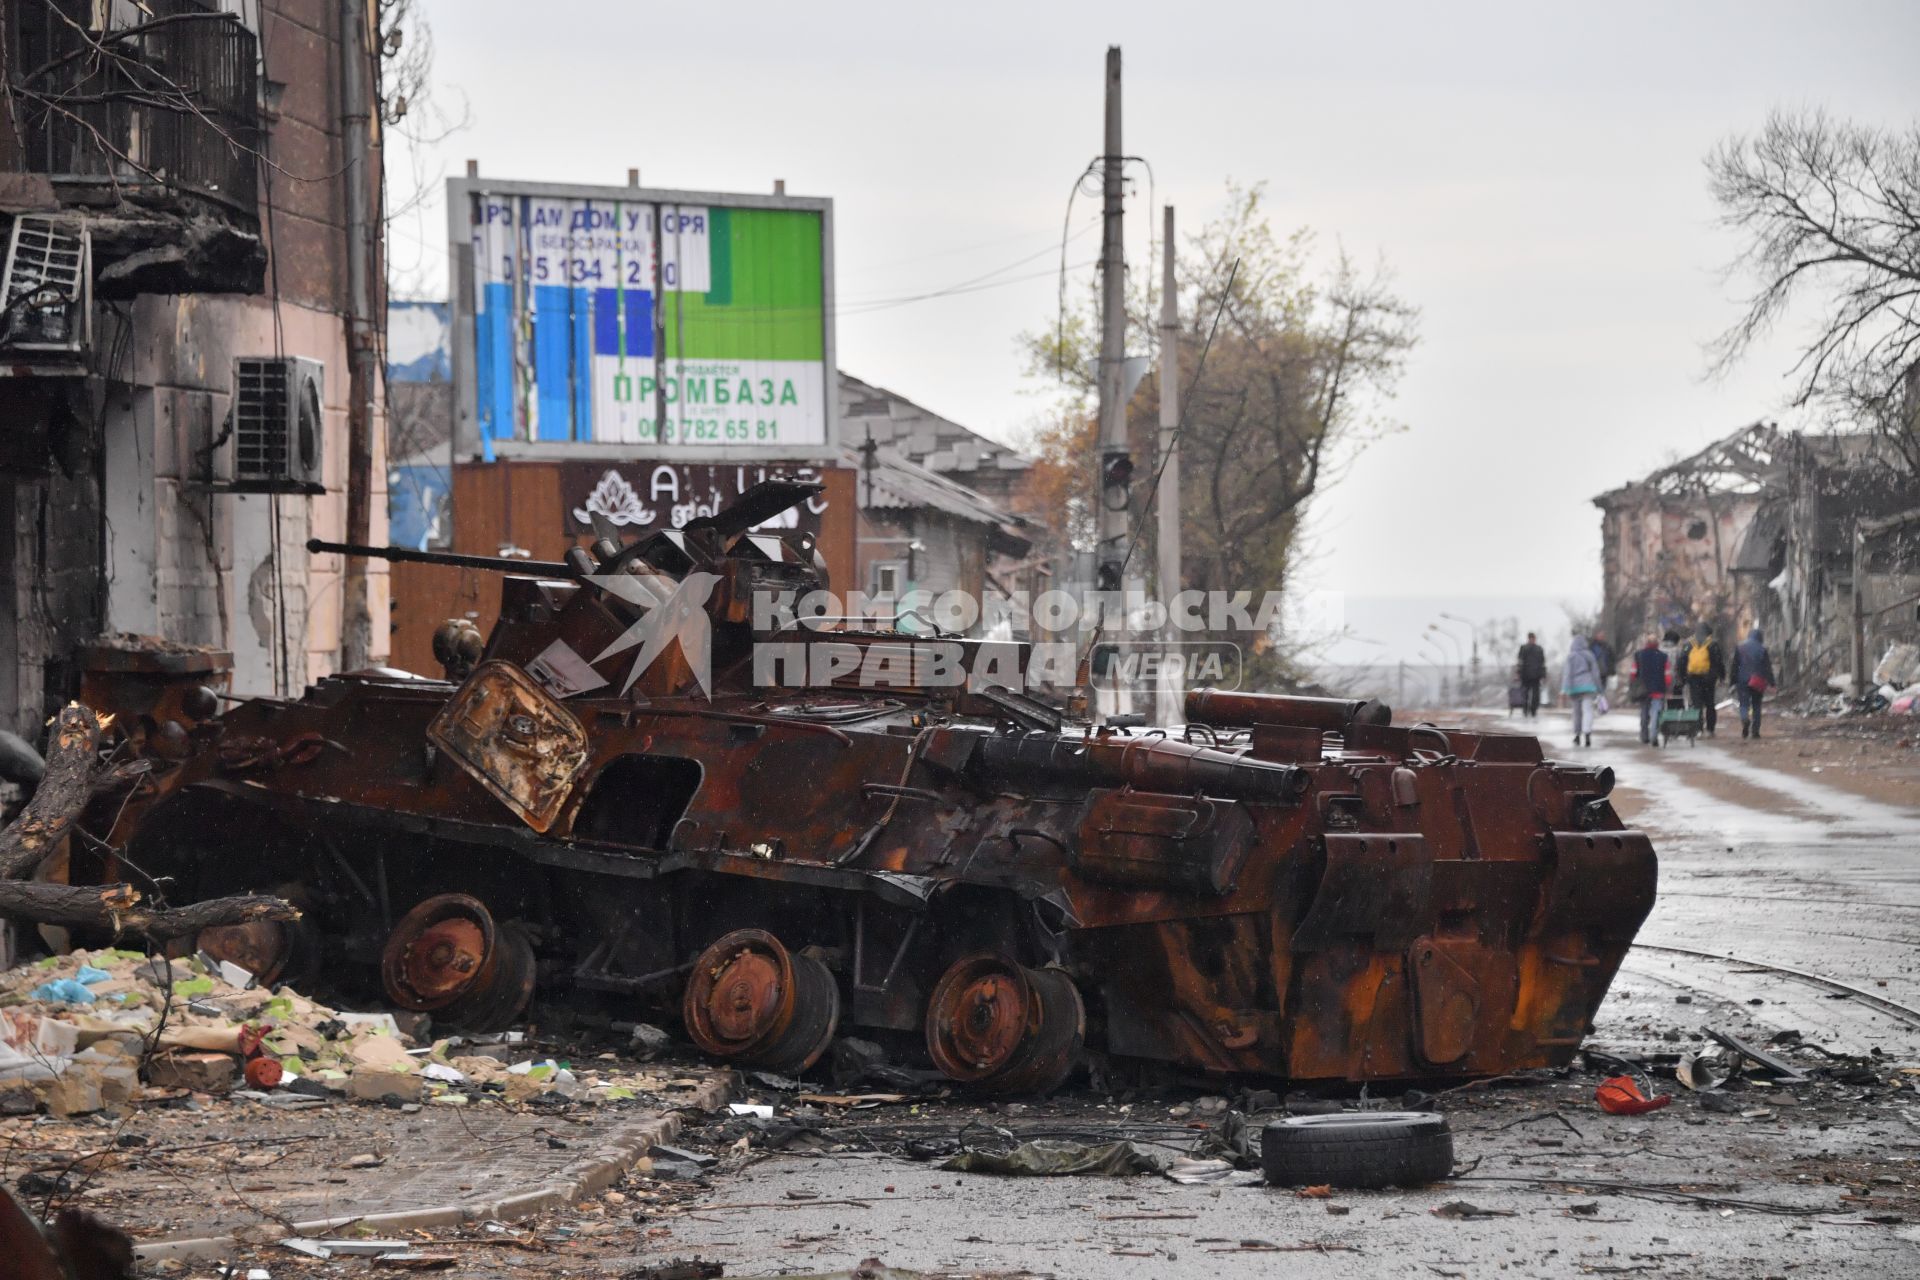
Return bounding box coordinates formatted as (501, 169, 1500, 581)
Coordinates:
(29, 978, 97, 1005)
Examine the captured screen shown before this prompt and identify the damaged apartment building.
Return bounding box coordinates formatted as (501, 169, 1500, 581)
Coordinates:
(1, 0, 385, 745)
(1595, 417, 1920, 690)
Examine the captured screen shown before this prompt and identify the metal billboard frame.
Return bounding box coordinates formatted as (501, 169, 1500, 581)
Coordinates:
(446, 176, 838, 464)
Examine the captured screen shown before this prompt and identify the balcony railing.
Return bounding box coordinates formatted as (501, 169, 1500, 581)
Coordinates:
(6, 1, 261, 220)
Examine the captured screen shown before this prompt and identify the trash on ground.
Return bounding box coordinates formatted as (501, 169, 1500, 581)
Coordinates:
(1595, 1075, 1673, 1115)
(942, 1138, 1167, 1177)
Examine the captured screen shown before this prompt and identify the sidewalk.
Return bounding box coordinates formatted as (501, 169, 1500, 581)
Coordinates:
(4, 1069, 728, 1263)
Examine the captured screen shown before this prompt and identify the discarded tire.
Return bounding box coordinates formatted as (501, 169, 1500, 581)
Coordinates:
(1260, 1112, 1454, 1189)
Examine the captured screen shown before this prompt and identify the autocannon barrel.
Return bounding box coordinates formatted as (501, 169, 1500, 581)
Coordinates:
(975, 732, 1310, 803)
(1184, 689, 1392, 732)
(306, 539, 579, 578)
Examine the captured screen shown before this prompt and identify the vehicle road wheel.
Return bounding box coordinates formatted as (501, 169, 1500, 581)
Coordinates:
(682, 929, 841, 1073)
(1260, 1112, 1455, 1189)
(925, 953, 1084, 1095)
(196, 915, 312, 989)
(380, 893, 536, 1031)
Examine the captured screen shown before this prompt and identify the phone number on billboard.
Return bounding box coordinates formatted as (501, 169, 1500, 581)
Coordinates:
(656, 419, 788, 443)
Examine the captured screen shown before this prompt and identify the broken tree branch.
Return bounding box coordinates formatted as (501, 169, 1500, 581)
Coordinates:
(0, 882, 299, 942)
(0, 704, 103, 881)
(0, 701, 301, 944)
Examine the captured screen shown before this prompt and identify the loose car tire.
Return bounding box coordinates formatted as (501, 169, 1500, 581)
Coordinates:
(1260, 1112, 1454, 1189)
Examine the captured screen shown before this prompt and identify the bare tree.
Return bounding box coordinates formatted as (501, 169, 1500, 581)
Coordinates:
(1020, 184, 1418, 685)
(1708, 109, 1920, 473)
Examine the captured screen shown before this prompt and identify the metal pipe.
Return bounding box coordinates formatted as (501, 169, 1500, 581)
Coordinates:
(975, 731, 1310, 803)
(1184, 689, 1392, 731)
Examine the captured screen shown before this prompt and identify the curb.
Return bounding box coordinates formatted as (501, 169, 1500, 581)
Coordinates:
(132, 1075, 731, 1264)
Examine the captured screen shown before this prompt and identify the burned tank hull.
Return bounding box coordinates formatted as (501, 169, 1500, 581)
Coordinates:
(97, 484, 1656, 1091)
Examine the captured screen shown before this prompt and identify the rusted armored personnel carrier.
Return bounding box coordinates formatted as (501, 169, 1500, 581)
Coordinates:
(99, 482, 1656, 1091)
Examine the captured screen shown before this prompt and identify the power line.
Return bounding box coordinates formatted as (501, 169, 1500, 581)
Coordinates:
(837, 258, 1098, 317)
(838, 218, 1097, 307)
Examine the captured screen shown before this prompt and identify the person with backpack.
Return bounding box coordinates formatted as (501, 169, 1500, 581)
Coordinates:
(1730, 627, 1776, 739)
(1589, 631, 1617, 692)
(1630, 634, 1670, 747)
(1676, 623, 1726, 736)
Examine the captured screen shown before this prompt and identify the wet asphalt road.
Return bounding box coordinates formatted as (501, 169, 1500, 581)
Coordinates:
(1543, 706, 1920, 1056)
(629, 709, 1920, 1279)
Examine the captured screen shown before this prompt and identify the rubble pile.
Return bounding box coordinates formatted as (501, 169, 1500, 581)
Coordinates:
(1812, 641, 1920, 715)
(0, 948, 684, 1117)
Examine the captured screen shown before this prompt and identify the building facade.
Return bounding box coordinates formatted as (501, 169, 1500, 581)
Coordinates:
(1, 0, 384, 742)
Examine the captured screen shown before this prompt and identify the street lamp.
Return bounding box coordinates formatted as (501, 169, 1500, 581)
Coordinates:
(1419, 635, 1452, 704)
(1438, 613, 1481, 703)
(1425, 623, 1463, 679)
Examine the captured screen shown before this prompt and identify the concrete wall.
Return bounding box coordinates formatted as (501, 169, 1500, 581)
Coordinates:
(99, 293, 387, 695)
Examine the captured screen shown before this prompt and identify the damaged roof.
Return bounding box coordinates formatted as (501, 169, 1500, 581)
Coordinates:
(845, 443, 1031, 557)
(839, 373, 1029, 476)
(1593, 421, 1786, 507)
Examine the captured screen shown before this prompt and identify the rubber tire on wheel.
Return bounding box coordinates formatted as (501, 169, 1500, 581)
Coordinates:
(1260, 1112, 1454, 1189)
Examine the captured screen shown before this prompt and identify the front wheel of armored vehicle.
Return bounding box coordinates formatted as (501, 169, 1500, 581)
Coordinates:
(380, 893, 537, 1031)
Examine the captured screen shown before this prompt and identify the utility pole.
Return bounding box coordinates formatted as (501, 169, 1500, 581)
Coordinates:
(339, 0, 377, 672)
(1092, 45, 1128, 717)
(1154, 203, 1182, 727)
(1852, 521, 1868, 700)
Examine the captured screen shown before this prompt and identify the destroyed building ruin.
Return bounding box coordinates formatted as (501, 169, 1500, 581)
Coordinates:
(1, 1, 386, 746)
(1595, 420, 1920, 688)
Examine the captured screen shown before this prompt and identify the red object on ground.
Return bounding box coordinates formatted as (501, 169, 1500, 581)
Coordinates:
(244, 1056, 284, 1089)
(236, 1022, 273, 1057)
(1595, 1074, 1670, 1115)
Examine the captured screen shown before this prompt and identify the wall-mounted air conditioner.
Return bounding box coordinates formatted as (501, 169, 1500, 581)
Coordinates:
(232, 356, 325, 494)
(0, 215, 91, 361)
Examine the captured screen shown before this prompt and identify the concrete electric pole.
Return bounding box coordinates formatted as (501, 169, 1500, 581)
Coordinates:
(1154, 204, 1182, 727)
(339, 0, 378, 673)
(1095, 47, 1128, 592)
(1092, 46, 1129, 717)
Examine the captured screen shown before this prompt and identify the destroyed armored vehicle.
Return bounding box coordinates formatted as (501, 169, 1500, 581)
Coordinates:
(98, 481, 1657, 1091)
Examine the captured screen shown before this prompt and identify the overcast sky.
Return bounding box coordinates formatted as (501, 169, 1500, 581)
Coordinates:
(394, 0, 1919, 627)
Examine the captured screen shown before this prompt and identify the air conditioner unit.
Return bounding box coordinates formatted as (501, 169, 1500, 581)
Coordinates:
(0, 215, 91, 359)
(233, 356, 325, 494)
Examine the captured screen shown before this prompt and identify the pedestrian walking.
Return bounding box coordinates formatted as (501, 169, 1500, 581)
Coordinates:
(1731, 627, 1776, 739)
(1589, 631, 1617, 692)
(1517, 632, 1547, 718)
(1677, 623, 1726, 736)
(1660, 628, 1685, 687)
(1631, 634, 1670, 747)
(1562, 634, 1601, 747)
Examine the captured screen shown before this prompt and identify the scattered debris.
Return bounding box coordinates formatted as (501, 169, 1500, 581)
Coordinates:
(1595, 1076, 1672, 1116)
(1706, 1029, 1812, 1082)
(943, 1139, 1166, 1177)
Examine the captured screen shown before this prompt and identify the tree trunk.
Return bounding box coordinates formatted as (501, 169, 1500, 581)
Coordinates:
(0, 882, 299, 942)
(0, 704, 101, 880)
(0, 702, 300, 945)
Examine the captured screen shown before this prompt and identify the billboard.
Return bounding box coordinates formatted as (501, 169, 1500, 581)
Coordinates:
(449, 179, 834, 457)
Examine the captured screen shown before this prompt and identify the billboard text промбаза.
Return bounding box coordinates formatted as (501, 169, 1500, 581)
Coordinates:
(469, 193, 827, 449)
